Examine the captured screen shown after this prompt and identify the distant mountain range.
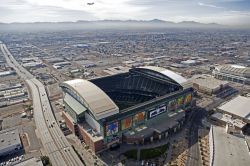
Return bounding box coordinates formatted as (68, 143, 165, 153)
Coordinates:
(0, 19, 223, 26)
(0, 19, 226, 31)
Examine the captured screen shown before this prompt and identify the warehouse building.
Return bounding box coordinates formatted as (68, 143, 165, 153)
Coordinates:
(0, 128, 22, 156)
(213, 64, 250, 85)
(0, 70, 16, 77)
(60, 66, 193, 153)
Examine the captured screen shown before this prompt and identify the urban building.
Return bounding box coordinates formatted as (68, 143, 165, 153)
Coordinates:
(0, 128, 22, 156)
(60, 66, 193, 153)
(180, 59, 199, 66)
(210, 95, 250, 131)
(213, 64, 250, 85)
(53, 61, 71, 69)
(0, 83, 28, 107)
(190, 74, 229, 95)
(0, 70, 16, 77)
(22, 62, 44, 68)
(103, 66, 130, 75)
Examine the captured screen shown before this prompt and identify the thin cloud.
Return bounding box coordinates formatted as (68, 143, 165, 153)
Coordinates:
(1, 0, 250, 26)
(198, 2, 224, 9)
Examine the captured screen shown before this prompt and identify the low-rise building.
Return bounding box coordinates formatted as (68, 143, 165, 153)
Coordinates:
(22, 62, 44, 68)
(103, 66, 130, 75)
(0, 128, 22, 156)
(217, 95, 250, 123)
(0, 70, 16, 77)
(213, 64, 250, 85)
(210, 95, 250, 132)
(190, 74, 229, 95)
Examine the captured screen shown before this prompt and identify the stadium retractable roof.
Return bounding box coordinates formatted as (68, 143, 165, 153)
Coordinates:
(64, 93, 87, 115)
(60, 79, 119, 120)
(138, 66, 187, 85)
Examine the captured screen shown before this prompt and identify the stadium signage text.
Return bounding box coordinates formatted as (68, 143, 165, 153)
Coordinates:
(148, 105, 167, 119)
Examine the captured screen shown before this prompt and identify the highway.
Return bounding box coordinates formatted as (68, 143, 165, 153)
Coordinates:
(0, 43, 83, 166)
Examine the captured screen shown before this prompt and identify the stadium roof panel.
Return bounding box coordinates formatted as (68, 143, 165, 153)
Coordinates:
(139, 66, 187, 85)
(64, 93, 87, 115)
(218, 95, 250, 120)
(61, 79, 119, 120)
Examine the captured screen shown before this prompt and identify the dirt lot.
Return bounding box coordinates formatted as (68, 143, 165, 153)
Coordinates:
(0, 102, 42, 158)
(0, 102, 30, 117)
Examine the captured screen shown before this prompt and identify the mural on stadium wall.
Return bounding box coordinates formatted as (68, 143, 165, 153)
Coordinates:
(167, 99, 177, 111)
(106, 121, 119, 136)
(121, 117, 132, 130)
(177, 96, 184, 108)
(184, 93, 192, 105)
(133, 112, 145, 125)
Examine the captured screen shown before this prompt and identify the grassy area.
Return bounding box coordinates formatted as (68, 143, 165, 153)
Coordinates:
(123, 149, 138, 160)
(123, 143, 170, 160)
(140, 143, 169, 160)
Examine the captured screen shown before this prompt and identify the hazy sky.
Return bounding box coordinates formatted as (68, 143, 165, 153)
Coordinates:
(1, 0, 250, 26)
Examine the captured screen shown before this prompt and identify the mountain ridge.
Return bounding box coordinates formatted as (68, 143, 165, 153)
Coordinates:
(0, 19, 221, 26)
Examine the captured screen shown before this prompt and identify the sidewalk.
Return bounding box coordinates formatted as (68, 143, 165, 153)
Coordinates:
(66, 134, 107, 166)
(104, 126, 188, 165)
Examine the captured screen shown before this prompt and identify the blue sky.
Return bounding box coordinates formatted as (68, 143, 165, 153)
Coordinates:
(1, 0, 250, 26)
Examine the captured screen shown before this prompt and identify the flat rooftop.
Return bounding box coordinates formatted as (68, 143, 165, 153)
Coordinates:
(212, 126, 250, 166)
(103, 66, 130, 75)
(79, 121, 103, 142)
(218, 95, 250, 121)
(211, 112, 246, 129)
(0, 128, 21, 152)
(191, 74, 228, 90)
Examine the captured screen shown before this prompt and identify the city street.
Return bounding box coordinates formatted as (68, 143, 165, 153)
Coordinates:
(186, 106, 208, 166)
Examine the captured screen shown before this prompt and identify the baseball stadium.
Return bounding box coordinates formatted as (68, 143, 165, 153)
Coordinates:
(59, 66, 193, 153)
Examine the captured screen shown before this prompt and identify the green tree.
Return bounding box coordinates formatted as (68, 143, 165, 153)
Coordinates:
(41, 156, 52, 166)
